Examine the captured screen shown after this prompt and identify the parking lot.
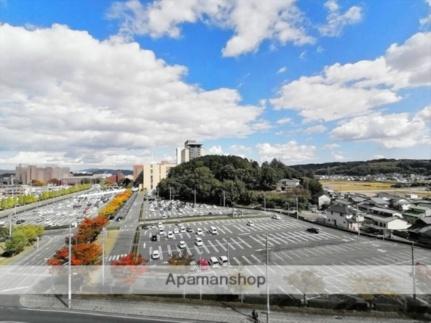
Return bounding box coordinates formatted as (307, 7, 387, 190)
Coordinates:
(144, 199, 239, 220)
(118, 216, 431, 270)
(1, 189, 116, 228)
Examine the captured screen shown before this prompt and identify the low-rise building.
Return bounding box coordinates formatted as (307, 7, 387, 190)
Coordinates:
(403, 206, 431, 224)
(362, 214, 410, 236)
(325, 201, 364, 232)
(276, 178, 300, 192)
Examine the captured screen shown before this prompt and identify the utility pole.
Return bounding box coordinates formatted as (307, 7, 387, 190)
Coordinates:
(102, 228, 106, 286)
(223, 190, 226, 208)
(263, 194, 266, 212)
(266, 234, 270, 323)
(412, 242, 416, 300)
(227, 241, 230, 265)
(296, 196, 299, 219)
(193, 189, 196, 208)
(68, 223, 72, 309)
(169, 186, 172, 201)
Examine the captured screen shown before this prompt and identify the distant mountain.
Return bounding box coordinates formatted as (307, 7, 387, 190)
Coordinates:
(78, 168, 133, 175)
(0, 169, 14, 175)
(291, 159, 431, 176)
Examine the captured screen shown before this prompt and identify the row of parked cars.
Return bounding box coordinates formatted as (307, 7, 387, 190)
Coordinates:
(147, 199, 233, 219)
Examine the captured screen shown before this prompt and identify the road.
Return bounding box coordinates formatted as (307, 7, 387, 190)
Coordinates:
(0, 307, 180, 323)
(108, 192, 143, 261)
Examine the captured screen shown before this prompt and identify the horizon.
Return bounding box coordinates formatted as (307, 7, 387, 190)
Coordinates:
(0, 0, 430, 169)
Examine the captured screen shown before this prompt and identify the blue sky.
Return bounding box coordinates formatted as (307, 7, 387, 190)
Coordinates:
(0, 0, 430, 169)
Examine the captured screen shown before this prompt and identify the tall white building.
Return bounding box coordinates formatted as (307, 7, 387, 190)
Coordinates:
(176, 140, 203, 164)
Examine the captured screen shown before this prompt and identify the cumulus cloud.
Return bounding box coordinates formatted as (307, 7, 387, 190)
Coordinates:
(276, 117, 291, 125)
(256, 141, 315, 164)
(271, 32, 431, 121)
(229, 144, 251, 157)
(319, 0, 363, 37)
(108, 0, 314, 57)
(331, 107, 431, 148)
(206, 145, 225, 155)
(304, 124, 327, 134)
(420, 0, 431, 26)
(0, 23, 263, 168)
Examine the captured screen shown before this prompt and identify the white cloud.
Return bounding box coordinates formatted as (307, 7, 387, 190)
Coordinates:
(271, 32, 431, 121)
(228, 144, 251, 157)
(319, 0, 363, 37)
(276, 117, 291, 125)
(257, 141, 315, 164)
(331, 107, 431, 148)
(420, 0, 431, 26)
(277, 66, 288, 74)
(304, 124, 327, 134)
(108, 0, 314, 57)
(323, 143, 344, 161)
(0, 23, 263, 168)
(206, 145, 225, 155)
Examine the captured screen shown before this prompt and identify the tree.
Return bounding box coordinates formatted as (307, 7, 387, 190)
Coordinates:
(4, 232, 27, 255)
(31, 179, 44, 186)
(168, 253, 193, 265)
(286, 270, 325, 305)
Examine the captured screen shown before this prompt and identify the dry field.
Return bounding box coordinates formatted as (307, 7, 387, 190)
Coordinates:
(321, 180, 431, 197)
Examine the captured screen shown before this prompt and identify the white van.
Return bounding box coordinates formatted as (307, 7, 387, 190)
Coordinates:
(210, 226, 218, 235)
(209, 256, 220, 268)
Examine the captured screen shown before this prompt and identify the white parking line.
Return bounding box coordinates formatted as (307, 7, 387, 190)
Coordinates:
(194, 246, 202, 255)
(230, 238, 244, 250)
(167, 244, 172, 256)
(237, 236, 252, 248)
(223, 238, 235, 250)
(158, 246, 163, 260)
(208, 240, 219, 253)
(232, 257, 241, 265)
(215, 239, 227, 251)
(250, 254, 262, 263)
(241, 255, 252, 265)
(202, 243, 210, 254)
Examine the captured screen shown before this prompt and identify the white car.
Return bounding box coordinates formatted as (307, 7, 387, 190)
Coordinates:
(272, 214, 281, 220)
(247, 221, 254, 226)
(196, 228, 203, 235)
(151, 250, 160, 259)
(180, 226, 186, 233)
(178, 241, 186, 249)
(173, 227, 179, 234)
(195, 237, 203, 246)
(209, 256, 220, 268)
(167, 231, 174, 239)
(219, 256, 229, 266)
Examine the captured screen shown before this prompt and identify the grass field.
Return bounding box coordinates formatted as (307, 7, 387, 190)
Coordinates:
(321, 180, 394, 191)
(321, 180, 431, 197)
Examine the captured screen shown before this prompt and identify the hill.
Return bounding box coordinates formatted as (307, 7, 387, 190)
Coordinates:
(291, 159, 431, 176)
(157, 155, 322, 208)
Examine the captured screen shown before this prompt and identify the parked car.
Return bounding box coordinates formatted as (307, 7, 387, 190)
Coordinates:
(173, 227, 179, 234)
(196, 228, 203, 235)
(209, 256, 220, 268)
(306, 227, 319, 234)
(219, 256, 229, 266)
(151, 235, 158, 241)
(195, 237, 203, 246)
(186, 227, 193, 232)
(151, 250, 160, 259)
(178, 241, 186, 249)
(167, 231, 174, 239)
(247, 221, 254, 226)
(210, 226, 218, 235)
(272, 214, 281, 220)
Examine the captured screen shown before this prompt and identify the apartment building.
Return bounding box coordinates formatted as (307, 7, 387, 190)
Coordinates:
(135, 162, 176, 192)
(15, 165, 70, 184)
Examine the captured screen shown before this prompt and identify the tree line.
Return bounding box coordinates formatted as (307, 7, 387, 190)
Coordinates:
(0, 183, 91, 211)
(157, 156, 323, 209)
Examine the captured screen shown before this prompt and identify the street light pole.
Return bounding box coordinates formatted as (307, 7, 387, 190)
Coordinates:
(68, 223, 72, 309)
(102, 228, 106, 286)
(169, 186, 172, 201)
(223, 190, 226, 208)
(227, 241, 230, 265)
(263, 195, 266, 212)
(193, 189, 196, 208)
(296, 196, 299, 219)
(411, 242, 416, 300)
(266, 234, 270, 323)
